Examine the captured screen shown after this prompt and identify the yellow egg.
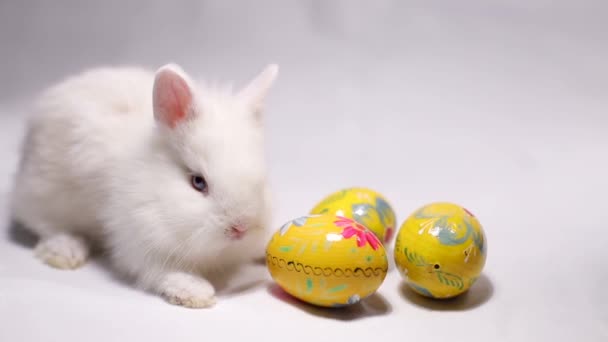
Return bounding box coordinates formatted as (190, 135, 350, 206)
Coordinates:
(266, 214, 388, 307)
(310, 187, 397, 244)
(394, 202, 487, 299)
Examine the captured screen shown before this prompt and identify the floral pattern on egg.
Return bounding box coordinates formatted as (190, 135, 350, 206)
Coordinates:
(394, 202, 487, 299)
(267, 215, 388, 307)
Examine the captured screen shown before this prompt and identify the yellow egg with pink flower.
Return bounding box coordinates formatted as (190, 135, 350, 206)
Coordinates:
(310, 187, 397, 244)
(266, 214, 388, 307)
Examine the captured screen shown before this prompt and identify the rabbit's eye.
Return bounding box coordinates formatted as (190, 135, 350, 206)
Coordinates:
(190, 175, 208, 193)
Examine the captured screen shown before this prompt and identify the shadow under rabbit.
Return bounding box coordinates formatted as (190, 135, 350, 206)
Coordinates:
(6, 219, 271, 301)
(7, 219, 38, 249)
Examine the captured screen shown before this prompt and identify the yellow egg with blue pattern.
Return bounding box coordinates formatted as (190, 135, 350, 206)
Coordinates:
(394, 202, 487, 299)
(266, 214, 388, 307)
(310, 187, 397, 244)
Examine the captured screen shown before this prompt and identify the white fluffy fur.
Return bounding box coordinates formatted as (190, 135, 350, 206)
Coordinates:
(10, 63, 278, 308)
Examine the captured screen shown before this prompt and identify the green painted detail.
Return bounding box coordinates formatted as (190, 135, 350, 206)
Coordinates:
(279, 246, 293, 252)
(351, 247, 358, 254)
(306, 278, 313, 292)
(436, 271, 464, 290)
(328, 284, 347, 293)
(366, 255, 373, 262)
(404, 247, 428, 266)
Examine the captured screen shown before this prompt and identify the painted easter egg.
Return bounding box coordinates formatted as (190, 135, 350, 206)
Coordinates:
(266, 214, 388, 307)
(310, 187, 397, 244)
(394, 202, 487, 299)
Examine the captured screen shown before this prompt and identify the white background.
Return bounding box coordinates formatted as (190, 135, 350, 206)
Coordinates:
(1, 1, 607, 341)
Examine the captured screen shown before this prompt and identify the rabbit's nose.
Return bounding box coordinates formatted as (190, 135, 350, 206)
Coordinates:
(228, 224, 249, 240)
(231, 224, 248, 232)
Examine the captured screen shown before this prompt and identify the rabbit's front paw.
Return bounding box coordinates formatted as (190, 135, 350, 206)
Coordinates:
(35, 234, 89, 269)
(159, 272, 217, 308)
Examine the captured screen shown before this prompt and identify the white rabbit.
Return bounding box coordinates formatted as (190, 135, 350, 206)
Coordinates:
(10, 62, 278, 308)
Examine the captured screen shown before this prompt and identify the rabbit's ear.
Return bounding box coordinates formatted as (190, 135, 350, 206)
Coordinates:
(153, 64, 196, 128)
(238, 64, 279, 114)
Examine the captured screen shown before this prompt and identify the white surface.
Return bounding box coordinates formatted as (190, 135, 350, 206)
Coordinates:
(1, 1, 607, 341)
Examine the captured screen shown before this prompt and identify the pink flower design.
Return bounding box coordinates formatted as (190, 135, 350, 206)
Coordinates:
(334, 217, 381, 250)
(463, 208, 475, 217)
(384, 227, 394, 243)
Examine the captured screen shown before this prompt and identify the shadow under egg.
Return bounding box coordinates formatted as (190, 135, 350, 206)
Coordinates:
(266, 282, 392, 321)
(398, 273, 495, 311)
